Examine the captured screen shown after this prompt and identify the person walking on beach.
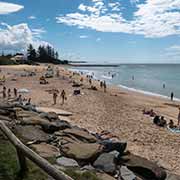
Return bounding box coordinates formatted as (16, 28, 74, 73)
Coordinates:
(7, 88, 11, 98)
(60, 89, 66, 105)
(171, 92, 174, 101)
(103, 81, 107, 92)
(2, 86, 6, 99)
(100, 81, 103, 89)
(178, 107, 180, 126)
(53, 91, 58, 105)
(14, 88, 17, 97)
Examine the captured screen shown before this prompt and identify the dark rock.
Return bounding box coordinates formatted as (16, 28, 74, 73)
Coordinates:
(100, 140, 127, 154)
(119, 153, 167, 180)
(14, 125, 50, 142)
(62, 127, 97, 143)
(56, 157, 79, 167)
(40, 112, 59, 121)
(73, 89, 81, 95)
(93, 152, 117, 175)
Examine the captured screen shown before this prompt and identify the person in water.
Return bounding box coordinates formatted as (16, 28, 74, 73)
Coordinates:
(171, 92, 174, 101)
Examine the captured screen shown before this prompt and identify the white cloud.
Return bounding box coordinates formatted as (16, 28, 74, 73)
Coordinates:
(0, 23, 49, 52)
(96, 37, 101, 42)
(165, 45, 180, 58)
(79, 35, 88, 38)
(28, 16, 36, 20)
(56, 0, 180, 38)
(0, 2, 23, 14)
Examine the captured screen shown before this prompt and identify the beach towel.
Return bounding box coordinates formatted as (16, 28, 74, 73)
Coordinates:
(167, 125, 180, 133)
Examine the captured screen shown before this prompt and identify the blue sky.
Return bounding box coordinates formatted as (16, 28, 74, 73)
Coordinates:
(0, 0, 180, 63)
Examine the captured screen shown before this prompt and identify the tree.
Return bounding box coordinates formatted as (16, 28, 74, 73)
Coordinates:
(27, 44, 37, 61)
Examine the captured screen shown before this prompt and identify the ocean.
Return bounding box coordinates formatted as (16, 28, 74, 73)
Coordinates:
(69, 64, 180, 101)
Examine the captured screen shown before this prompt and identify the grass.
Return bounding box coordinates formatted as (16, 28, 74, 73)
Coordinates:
(0, 135, 47, 180)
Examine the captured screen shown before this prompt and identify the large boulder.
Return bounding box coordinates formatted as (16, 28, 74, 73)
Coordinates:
(120, 166, 137, 180)
(14, 125, 50, 142)
(100, 140, 127, 154)
(119, 153, 167, 180)
(31, 143, 60, 158)
(60, 142, 103, 161)
(93, 152, 117, 175)
(56, 157, 79, 167)
(62, 127, 97, 143)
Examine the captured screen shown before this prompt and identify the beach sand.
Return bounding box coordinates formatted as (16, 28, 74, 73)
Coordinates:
(0, 64, 180, 174)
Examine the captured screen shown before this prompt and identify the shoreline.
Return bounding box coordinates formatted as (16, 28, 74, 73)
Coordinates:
(1, 64, 180, 174)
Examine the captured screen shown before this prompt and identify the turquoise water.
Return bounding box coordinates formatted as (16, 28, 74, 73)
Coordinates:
(70, 64, 180, 100)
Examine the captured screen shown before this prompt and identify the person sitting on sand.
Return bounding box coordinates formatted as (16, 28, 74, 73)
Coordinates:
(53, 92, 58, 105)
(13, 88, 17, 97)
(168, 120, 176, 129)
(60, 90, 66, 105)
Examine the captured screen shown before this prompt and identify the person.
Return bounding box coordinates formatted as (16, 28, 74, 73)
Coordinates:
(100, 81, 103, 89)
(132, 75, 134, 80)
(103, 81, 107, 92)
(163, 84, 165, 89)
(60, 90, 66, 105)
(26, 98, 31, 105)
(168, 120, 175, 129)
(89, 78, 92, 85)
(7, 88, 11, 98)
(177, 107, 180, 126)
(53, 92, 58, 105)
(2, 86, 6, 99)
(171, 92, 174, 101)
(17, 94, 23, 104)
(14, 88, 17, 97)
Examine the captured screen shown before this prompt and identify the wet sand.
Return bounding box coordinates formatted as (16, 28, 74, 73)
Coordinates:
(0, 64, 180, 174)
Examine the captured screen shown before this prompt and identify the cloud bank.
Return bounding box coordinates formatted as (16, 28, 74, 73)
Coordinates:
(0, 2, 23, 14)
(0, 23, 49, 52)
(56, 0, 180, 38)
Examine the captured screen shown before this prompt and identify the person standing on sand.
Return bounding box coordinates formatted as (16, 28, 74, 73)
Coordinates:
(60, 90, 66, 105)
(103, 81, 107, 92)
(14, 88, 17, 97)
(53, 92, 58, 105)
(100, 81, 103, 89)
(7, 88, 11, 98)
(2, 86, 6, 99)
(178, 107, 180, 126)
(171, 92, 174, 101)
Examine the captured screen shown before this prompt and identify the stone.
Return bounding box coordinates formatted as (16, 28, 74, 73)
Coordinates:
(36, 107, 73, 116)
(56, 157, 79, 167)
(120, 166, 137, 180)
(119, 153, 167, 180)
(93, 152, 117, 175)
(14, 125, 50, 142)
(31, 143, 60, 158)
(60, 142, 103, 161)
(96, 172, 116, 180)
(62, 127, 97, 143)
(166, 173, 180, 180)
(81, 165, 95, 171)
(100, 140, 127, 154)
(40, 112, 59, 121)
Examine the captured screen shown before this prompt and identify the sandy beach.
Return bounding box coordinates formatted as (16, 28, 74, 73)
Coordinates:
(0, 64, 180, 175)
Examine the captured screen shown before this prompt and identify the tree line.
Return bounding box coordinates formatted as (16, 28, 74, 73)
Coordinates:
(27, 44, 68, 64)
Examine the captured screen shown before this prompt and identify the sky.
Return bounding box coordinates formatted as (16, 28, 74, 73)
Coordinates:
(0, 0, 180, 63)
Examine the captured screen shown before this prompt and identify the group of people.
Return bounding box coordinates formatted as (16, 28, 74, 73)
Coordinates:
(2, 86, 31, 106)
(52, 89, 67, 105)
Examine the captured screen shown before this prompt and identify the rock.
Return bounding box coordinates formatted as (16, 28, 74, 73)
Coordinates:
(31, 143, 60, 158)
(60, 142, 103, 161)
(166, 173, 180, 180)
(81, 165, 95, 171)
(120, 166, 137, 180)
(93, 152, 117, 175)
(40, 112, 59, 121)
(36, 107, 73, 116)
(96, 172, 116, 180)
(119, 153, 167, 180)
(100, 140, 127, 154)
(62, 127, 97, 143)
(14, 125, 50, 142)
(56, 157, 79, 167)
